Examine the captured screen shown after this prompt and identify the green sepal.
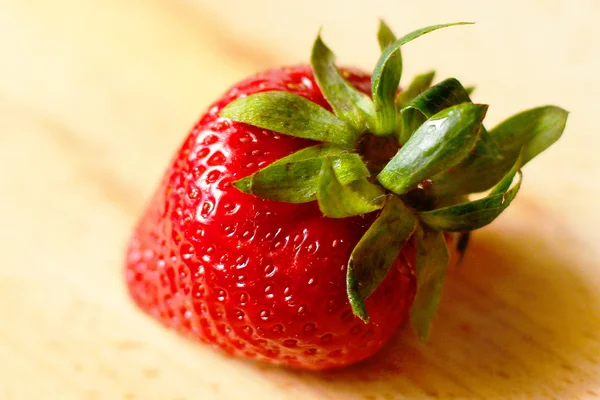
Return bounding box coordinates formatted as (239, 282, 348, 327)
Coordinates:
(311, 34, 376, 132)
(398, 108, 426, 146)
(410, 225, 450, 343)
(396, 71, 436, 110)
(371, 22, 473, 136)
(473, 128, 504, 160)
(397, 78, 500, 159)
(493, 106, 568, 165)
(372, 27, 401, 135)
(402, 78, 470, 118)
(330, 153, 370, 184)
(233, 144, 345, 202)
(347, 196, 417, 322)
(221, 91, 358, 147)
(431, 106, 568, 196)
(377, 19, 396, 51)
(420, 166, 523, 232)
(465, 86, 475, 96)
(399, 77, 470, 144)
(378, 103, 488, 195)
(317, 157, 386, 219)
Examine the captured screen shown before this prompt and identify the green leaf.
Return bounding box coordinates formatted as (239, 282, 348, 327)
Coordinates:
(398, 78, 502, 155)
(420, 169, 522, 232)
(274, 143, 347, 163)
(377, 19, 396, 50)
(491, 105, 568, 165)
(221, 91, 358, 147)
(430, 153, 514, 198)
(330, 153, 371, 185)
(411, 226, 450, 343)
(378, 103, 488, 195)
(371, 22, 473, 135)
(372, 19, 398, 135)
(396, 71, 436, 109)
(347, 196, 417, 322)
(399, 79, 457, 140)
(398, 107, 428, 146)
(465, 86, 475, 96)
(473, 128, 504, 160)
(431, 106, 568, 196)
(311, 35, 376, 132)
(317, 157, 386, 219)
(233, 144, 345, 202)
(235, 157, 321, 203)
(372, 47, 401, 134)
(399, 78, 469, 144)
(402, 78, 470, 117)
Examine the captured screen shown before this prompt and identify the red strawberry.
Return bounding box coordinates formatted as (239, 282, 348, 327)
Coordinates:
(126, 21, 567, 370)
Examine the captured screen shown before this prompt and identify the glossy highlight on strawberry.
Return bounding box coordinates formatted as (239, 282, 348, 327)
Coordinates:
(125, 21, 567, 370)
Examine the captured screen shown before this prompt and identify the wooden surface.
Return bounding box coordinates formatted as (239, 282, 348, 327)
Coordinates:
(1, 0, 599, 398)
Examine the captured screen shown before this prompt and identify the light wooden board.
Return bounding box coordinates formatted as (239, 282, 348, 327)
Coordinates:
(1, 0, 599, 399)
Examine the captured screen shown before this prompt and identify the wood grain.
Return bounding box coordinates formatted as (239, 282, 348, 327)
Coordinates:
(1, 0, 599, 399)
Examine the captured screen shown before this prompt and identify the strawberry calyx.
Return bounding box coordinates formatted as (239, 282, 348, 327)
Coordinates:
(220, 21, 568, 341)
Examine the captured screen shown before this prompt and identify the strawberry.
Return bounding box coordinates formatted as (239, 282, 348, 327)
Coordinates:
(126, 21, 568, 370)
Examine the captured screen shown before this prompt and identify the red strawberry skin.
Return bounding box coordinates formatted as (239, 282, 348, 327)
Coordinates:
(125, 65, 416, 370)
